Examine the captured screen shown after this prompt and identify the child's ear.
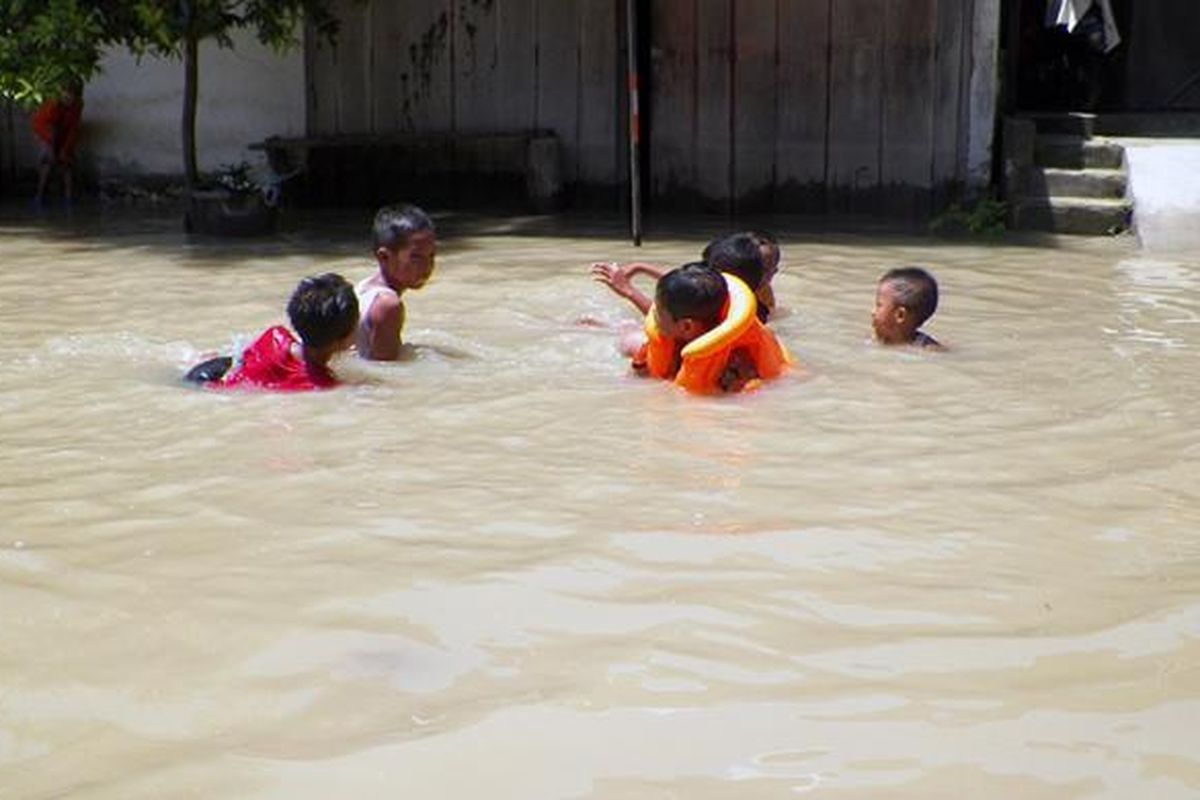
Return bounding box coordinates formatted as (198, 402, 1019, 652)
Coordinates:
(894, 305, 909, 325)
(678, 318, 703, 339)
(374, 246, 392, 265)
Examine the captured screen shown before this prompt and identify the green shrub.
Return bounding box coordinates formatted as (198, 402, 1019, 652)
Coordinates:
(931, 196, 1008, 237)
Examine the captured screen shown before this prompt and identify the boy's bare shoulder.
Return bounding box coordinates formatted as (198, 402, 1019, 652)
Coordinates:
(914, 331, 944, 350)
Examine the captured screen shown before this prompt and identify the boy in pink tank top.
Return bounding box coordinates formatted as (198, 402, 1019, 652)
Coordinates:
(355, 204, 437, 360)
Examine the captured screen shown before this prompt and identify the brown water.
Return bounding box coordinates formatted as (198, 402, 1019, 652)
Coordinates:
(1, 207, 1198, 799)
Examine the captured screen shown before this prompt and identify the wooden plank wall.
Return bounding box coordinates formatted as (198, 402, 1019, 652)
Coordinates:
(306, 0, 979, 215)
(307, 0, 622, 197)
(648, 0, 975, 215)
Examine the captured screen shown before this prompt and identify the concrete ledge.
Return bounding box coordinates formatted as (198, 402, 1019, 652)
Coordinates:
(252, 131, 563, 211)
(1002, 117, 1037, 205)
(1026, 167, 1126, 199)
(1123, 140, 1200, 252)
(1035, 136, 1125, 169)
(1011, 196, 1131, 236)
(1020, 112, 1200, 138)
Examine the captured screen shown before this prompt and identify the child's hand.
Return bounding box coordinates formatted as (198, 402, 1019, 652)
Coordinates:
(591, 261, 638, 300)
(718, 348, 760, 393)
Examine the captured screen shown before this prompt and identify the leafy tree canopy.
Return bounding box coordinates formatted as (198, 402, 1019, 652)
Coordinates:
(0, 0, 339, 105)
(0, 0, 107, 103)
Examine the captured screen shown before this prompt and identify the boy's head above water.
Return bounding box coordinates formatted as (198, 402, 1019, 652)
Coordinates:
(702, 232, 765, 292)
(704, 231, 779, 320)
(873, 267, 939, 346)
(654, 262, 728, 344)
(748, 230, 781, 280)
(372, 204, 437, 291)
(288, 272, 360, 354)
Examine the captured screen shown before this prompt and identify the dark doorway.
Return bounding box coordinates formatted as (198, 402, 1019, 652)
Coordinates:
(1005, 0, 1200, 113)
(1005, 0, 1132, 112)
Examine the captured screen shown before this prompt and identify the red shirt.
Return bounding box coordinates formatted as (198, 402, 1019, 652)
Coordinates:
(217, 326, 337, 392)
(32, 96, 84, 158)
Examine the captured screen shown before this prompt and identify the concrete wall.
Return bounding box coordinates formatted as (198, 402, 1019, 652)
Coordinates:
(2, 28, 304, 185)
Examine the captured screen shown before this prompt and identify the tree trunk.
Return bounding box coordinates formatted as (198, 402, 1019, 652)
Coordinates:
(182, 18, 199, 189)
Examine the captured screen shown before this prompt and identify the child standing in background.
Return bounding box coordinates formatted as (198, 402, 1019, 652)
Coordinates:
(32, 81, 84, 208)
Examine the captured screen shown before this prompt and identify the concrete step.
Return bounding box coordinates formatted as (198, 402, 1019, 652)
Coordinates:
(1026, 113, 1098, 138)
(1025, 167, 1127, 199)
(1095, 113, 1200, 136)
(1010, 196, 1132, 236)
(1035, 135, 1125, 169)
(1022, 112, 1200, 138)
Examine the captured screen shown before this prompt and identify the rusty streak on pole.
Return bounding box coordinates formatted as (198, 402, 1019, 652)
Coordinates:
(626, 0, 643, 246)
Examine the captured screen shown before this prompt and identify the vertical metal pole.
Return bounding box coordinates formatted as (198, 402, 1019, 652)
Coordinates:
(626, 0, 643, 246)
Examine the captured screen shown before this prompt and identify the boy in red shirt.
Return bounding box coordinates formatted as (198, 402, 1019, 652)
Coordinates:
(32, 82, 84, 207)
(185, 273, 360, 391)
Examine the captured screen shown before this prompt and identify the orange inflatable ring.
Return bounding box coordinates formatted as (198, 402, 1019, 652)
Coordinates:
(643, 273, 756, 349)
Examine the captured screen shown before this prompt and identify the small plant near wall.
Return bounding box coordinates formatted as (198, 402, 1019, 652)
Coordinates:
(188, 161, 278, 236)
(931, 196, 1009, 237)
(208, 161, 259, 196)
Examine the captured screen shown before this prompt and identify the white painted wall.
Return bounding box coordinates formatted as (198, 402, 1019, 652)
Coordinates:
(1122, 139, 1200, 252)
(7, 28, 304, 180)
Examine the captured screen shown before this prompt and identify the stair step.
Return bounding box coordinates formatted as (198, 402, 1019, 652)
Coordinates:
(1026, 112, 1098, 138)
(1035, 135, 1125, 169)
(1093, 113, 1200, 137)
(1011, 196, 1132, 236)
(1019, 112, 1200, 138)
(1026, 167, 1126, 199)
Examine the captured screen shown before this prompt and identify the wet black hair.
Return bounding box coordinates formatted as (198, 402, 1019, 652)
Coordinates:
(656, 262, 728, 328)
(287, 272, 360, 350)
(749, 230, 780, 267)
(749, 229, 778, 248)
(880, 266, 939, 326)
(702, 232, 765, 290)
(372, 203, 435, 250)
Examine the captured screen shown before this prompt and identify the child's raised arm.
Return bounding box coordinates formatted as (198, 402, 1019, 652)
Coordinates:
(591, 261, 662, 316)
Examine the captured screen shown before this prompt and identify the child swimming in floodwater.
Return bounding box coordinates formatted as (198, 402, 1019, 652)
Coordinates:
(185, 273, 360, 391)
(592, 230, 780, 323)
(590, 231, 780, 359)
(632, 262, 790, 394)
(355, 203, 437, 361)
(747, 230, 782, 315)
(872, 267, 944, 349)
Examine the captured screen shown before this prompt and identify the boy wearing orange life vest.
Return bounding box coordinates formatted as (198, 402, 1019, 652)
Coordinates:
(633, 262, 791, 394)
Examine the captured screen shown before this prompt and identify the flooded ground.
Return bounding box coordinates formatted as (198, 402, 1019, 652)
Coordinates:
(1, 204, 1197, 798)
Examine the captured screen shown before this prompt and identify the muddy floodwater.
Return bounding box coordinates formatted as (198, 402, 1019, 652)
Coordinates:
(1, 207, 1197, 798)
